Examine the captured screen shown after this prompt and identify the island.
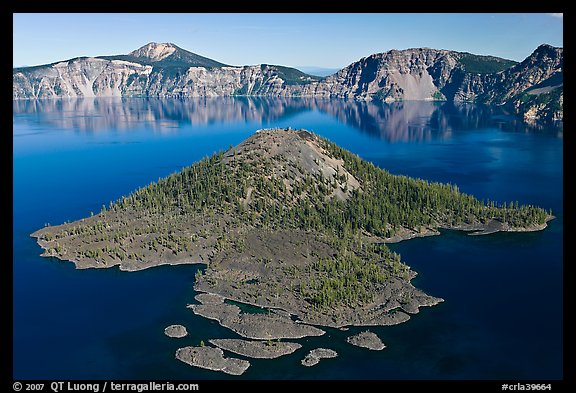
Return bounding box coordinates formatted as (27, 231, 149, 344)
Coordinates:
(164, 324, 188, 338)
(175, 346, 250, 376)
(187, 291, 325, 340)
(301, 348, 338, 367)
(209, 339, 301, 359)
(346, 331, 386, 350)
(31, 128, 553, 359)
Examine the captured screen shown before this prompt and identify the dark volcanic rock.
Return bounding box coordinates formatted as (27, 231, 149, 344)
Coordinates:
(209, 338, 301, 359)
(346, 330, 386, 350)
(164, 324, 188, 338)
(31, 128, 550, 339)
(175, 346, 250, 376)
(301, 348, 338, 367)
(188, 301, 325, 340)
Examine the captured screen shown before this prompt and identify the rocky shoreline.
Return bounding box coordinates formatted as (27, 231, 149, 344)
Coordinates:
(164, 324, 188, 338)
(346, 331, 386, 350)
(209, 338, 302, 359)
(14, 43, 563, 125)
(29, 128, 555, 375)
(384, 218, 552, 244)
(301, 348, 338, 367)
(188, 292, 325, 340)
(32, 216, 551, 273)
(175, 346, 250, 376)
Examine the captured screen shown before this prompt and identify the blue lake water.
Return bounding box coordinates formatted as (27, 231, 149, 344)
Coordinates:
(12, 97, 563, 379)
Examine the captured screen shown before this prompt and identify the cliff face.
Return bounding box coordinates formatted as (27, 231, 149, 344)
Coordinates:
(13, 43, 562, 123)
(295, 48, 460, 101)
(449, 44, 563, 122)
(12, 62, 312, 99)
(13, 58, 154, 99)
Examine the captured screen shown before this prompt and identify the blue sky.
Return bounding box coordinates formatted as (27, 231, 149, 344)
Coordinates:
(13, 13, 563, 69)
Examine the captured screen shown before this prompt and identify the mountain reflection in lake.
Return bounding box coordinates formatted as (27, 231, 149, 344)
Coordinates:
(13, 97, 562, 141)
(13, 95, 562, 379)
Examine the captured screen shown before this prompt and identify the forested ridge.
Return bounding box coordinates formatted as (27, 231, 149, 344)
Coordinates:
(32, 129, 551, 314)
(111, 130, 549, 237)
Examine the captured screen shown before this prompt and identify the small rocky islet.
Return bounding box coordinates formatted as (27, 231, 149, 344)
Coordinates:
(31, 128, 553, 375)
(188, 292, 325, 340)
(346, 330, 386, 351)
(175, 346, 250, 376)
(301, 348, 338, 367)
(209, 339, 301, 359)
(164, 324, 188, 338)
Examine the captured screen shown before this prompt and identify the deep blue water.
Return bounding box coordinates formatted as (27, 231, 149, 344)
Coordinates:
(13, 98, 563, 379)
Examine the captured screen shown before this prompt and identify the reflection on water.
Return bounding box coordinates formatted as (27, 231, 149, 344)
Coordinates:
(13, 95, 563, 380)
(13, 97, 562, 141)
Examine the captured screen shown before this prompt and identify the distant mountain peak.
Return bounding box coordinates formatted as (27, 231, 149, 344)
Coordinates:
(529, 43, 563, 60)
(129, 42, 178, 62)
(12, 43, 562, 123)
(536, 43, 560, 51)
(126, 42, 228, 68)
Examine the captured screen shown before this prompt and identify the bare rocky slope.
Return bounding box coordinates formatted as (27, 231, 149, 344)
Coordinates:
(31, 128, 551, 328)
(13, 42, 562, 123)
